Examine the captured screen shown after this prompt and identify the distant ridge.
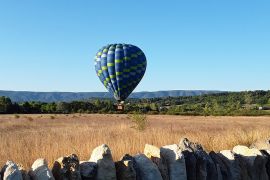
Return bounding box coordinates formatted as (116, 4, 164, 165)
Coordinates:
(0, 90, 223, 102)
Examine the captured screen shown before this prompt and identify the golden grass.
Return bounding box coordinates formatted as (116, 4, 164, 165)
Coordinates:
(0, 114, 270, 169)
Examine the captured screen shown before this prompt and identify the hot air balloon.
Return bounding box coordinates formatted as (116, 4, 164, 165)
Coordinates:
(94, 44, 147, 110)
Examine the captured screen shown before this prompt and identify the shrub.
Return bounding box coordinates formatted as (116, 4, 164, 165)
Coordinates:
(129, 112, 148, 131)
(14, 114, 20, 119)
(26, 117, 34, 122)
(50, 116, 55, 119)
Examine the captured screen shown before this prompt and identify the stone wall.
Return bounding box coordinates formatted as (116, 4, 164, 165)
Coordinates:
(1, 138, 270, 180)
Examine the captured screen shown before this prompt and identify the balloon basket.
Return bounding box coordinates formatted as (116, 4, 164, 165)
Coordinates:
(115, 102, 125, 111)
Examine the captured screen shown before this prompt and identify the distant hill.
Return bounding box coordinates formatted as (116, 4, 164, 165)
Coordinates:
(0, 90, 223, 102)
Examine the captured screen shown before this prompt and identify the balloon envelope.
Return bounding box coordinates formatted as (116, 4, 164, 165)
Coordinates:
(94, 44, 147, 101)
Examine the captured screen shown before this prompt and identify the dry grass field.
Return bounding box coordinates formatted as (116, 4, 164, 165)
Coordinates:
(0, 114, 270, 169)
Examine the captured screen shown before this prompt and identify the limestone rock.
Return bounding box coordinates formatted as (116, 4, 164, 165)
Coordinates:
(89, 144, 116, 180)
(29, 159, 54, 180)
(144, 144, 169, 180)
(79, 161, 97, 180)
(52, 154, 81, 180)
(219, 150, 250, 180)
(260, 150, 270, 179)
(179, 137, 203, 152)
(236, 154, 252, 180)
(210, 151, 229, 180)
(115, 154, 136, 180)
(252, 155, 269, 180)
(134, 154, 163, 180)
(233, 145, 262, 165)
(144, 144, 161, 158)
(121, 154, 140, 179)
(196, 150, 218, 180)
(17, 164, 30, 180)
(1, 161, 23, 180)
(179, 138, 218, 180)
(233, 145, 268, 180)
(216, 163, 223, 180)
(161, 144, 187, 180)
(179, 138, 197, 180)
(182, 150, 197, 180)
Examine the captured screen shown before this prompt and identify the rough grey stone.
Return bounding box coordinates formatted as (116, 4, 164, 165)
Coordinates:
(179, 138, 218, 180)
(182, 150, 197, 180)
(179, 137, 203, 152)
(52, 154, 81, 180)
(219, 150, 250, 180)
(161, 144, 187, 180)
(29, 159, 54, 180)
(79, 161, 97, 180)
(195, 150, 218, 180)
(144, 144, 169, 180)
(18, 164, 30, 180)
(233, 146, 267, 179)
(122, 154, 141, 180)
(115, 154, 136, 180)
(210, 151, 229, 180)
(233, 145, 268, 180)
(134, 154, 163, 180)
(1, 161, 23, 180)
(260, 150, 270, 179)
(89, 144, 116, 180)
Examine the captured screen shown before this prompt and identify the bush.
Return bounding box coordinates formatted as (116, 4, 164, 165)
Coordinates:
(50, 116, 55, 119)
(14, 114, 20, 119)
(129, 112, 148, 131)
(26, 116, 34, 122)
(147, 111, 159, 115)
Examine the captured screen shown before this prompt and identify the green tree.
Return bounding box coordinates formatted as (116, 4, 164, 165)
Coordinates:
(41, 103, 56, 113)
(244, 92, 253, 104)
(0, 96, 13, 114)
(21, 102, 32, 113)
(150, 103, 158, 111)
(203, 102, 211, 116)
(56, 102, 70, 113)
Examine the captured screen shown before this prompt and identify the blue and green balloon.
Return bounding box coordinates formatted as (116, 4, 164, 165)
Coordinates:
(94, 44, 147, 102)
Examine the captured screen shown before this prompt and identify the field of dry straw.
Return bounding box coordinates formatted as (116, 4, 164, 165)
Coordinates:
(0, 114, 270, 168)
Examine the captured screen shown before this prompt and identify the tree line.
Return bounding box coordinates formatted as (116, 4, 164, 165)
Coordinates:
(1, 90, 270, 116)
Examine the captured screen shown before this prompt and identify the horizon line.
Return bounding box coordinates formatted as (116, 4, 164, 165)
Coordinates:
(1, 89, 269, 93)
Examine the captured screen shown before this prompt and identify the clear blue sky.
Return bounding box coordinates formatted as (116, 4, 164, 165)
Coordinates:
(0, 0, 269, 92)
